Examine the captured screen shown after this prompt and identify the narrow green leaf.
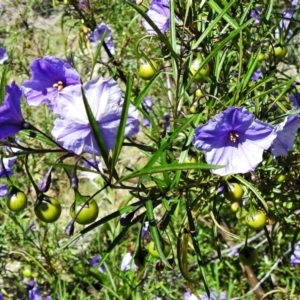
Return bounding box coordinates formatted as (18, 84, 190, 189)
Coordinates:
(145, 199, 172, 268)
(119, 162, 223, 183)
(177, 222, 198, 284)
(19, 130, 59, 147)
(0, 65, 8, 104)
(192, 0, 239, 52)
(186, 18, 254, 93)
(81, 86, 118, 180)
(110, 75, 132, 171)
(208, 0, 239, 29)
(134, 72, 160, 107)
(186, 195, 210, 296)
(234, 174, 269, 212)
(145, 116, 195, 168)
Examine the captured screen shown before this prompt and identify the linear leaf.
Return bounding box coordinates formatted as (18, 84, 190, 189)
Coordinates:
(110, 75, 132, 171)
(119, 162, 224, 183)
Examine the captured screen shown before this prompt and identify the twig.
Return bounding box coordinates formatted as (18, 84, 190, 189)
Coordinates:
(219, 220, 266, 300)
(230, 247, 292, 300)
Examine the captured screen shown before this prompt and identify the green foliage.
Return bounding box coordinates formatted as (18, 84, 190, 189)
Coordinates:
(0, 0, 300, 299)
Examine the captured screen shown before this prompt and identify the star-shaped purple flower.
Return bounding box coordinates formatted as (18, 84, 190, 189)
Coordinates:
(0, 82, 25, 139)
(192, 107, 276, 176)
(142, 0, 170, 35)
(51, 77, 140, 155)
(88, 23, 115, 55)
(0, 47, 8, 64)
(21, 56, 81, 113)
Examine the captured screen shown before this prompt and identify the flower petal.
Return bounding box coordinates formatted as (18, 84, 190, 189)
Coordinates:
(271, 115, 300, 157)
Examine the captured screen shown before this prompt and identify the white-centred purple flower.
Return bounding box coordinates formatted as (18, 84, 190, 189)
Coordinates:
(88, 22, 115, 55)
(21, 56, 81, 112)
(0, 47, 8, 64)
(192, 107, 276, 176)
(51, 77, 140, 155)
(270, 115, 300, 157)
(121, 252, 138, 271)
(141, 0, 170, 35)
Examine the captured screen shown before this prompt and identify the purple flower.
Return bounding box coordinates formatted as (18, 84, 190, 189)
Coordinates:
(51, 77, 140, 155)
(90, 255, 105, 273)
(121, 252, 137, 271)
(184, 289, 226, 300)
(0, 292, 3, 300)
(21, 56, 81, 112)
(88, 23, 115, 55)
(279, 0, 298, 31)
(291, 242, 300, 266)
(0, 156, 17, 178)
(27, 280, 52, 300)
(142, 0, 170, 35)
(0, 47, 8, 64)
(228, 248, 239, 257)
(163, 114, 171, 131)
(290, 93, 300, 109)
(142, 97, 153, 127)
(192, 107, 276, 176)
(81, 159, 103, 181)
(250, 8, 262, 24)
(251, 68, 262, 81)
(270, 115, 300, 157)
(26, 222, 36, 231)
(275, 0, 299, 40)
(141, 221, 149, 238)
(0, 184, 8, 197)
(0, 82, 25, 139)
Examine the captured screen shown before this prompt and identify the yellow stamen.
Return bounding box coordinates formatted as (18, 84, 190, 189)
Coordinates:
(229, 132, 239, 143)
